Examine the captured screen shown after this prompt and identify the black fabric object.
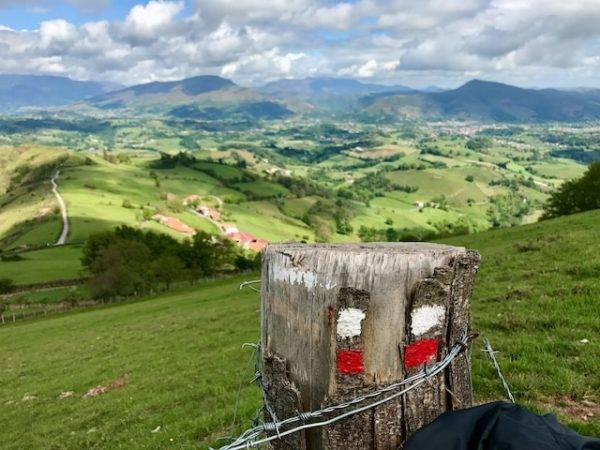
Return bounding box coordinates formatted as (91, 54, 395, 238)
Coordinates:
(405, 401, 600, 450)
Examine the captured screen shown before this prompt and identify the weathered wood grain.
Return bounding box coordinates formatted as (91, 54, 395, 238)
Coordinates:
(261, 243, 479, 449)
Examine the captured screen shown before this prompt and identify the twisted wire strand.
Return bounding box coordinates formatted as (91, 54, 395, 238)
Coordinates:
(482, 338, 515, 403)
(213, 331, 473, 450)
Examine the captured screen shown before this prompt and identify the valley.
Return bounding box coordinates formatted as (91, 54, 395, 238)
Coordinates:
(0, 117, 591, 290)
(0, 73, 598, 448)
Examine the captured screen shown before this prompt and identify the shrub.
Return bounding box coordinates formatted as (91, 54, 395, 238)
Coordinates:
(0, 278, 16, 295)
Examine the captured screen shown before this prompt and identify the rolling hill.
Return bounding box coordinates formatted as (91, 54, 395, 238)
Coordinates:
(360, 79, 600, 122)
(261, 77, 411, 97)
(0, 210, 598, 448)
(0, 74, 120, 113)
(260, 77, 413, 111)
(84, 75, 292, 120)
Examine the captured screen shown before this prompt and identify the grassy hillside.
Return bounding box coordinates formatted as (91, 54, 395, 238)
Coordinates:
(0, 145, 68, 248)
(1, 210, 598, 449)
(443, 210, 600, 433)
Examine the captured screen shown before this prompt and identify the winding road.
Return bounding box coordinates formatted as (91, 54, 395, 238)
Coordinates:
(50, 170, 69, 246)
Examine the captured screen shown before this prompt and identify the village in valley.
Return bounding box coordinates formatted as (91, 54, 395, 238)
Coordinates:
(153, 195, 268, 252)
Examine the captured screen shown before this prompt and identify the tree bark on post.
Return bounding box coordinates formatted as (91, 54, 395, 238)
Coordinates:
(261, 243, 480, 449)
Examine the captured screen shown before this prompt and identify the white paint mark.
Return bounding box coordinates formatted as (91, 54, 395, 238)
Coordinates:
(337, 308, 366, 339)
(271, 264, 337, 290)
(411, 304, 445, 336)
(272, 265, 318, 289)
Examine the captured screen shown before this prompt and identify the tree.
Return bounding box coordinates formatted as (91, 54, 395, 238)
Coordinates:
(0, 278, 16, 295)
(466, 136, 492, 151)
(541, 161, 600, 219)
(88, 241, 153, 298)
(180, 232, 238, 277)
(152, 255, 186, 290)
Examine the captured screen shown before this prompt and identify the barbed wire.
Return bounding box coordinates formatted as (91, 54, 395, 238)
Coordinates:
(212, 330, 475, 450)
(482, 337, 515, 403)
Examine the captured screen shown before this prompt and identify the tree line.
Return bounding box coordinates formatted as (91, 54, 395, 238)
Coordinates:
(82, 226, 260, 299)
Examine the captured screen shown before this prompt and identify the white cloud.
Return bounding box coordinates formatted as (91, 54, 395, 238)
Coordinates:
(221, 48, 313, 83)
(39, 19, 76, 49)
(0, 0, 599, 88)
(123, 0, 184, 43)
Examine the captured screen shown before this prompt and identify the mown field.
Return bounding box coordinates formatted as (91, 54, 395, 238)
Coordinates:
(1, 210, 598, 449)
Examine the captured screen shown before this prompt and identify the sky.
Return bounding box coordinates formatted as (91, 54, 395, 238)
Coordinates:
(0, 0, 599, 89)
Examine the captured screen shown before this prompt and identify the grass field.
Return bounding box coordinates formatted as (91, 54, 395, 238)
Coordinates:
(1, 210, 598, 449)
(0, 246, 84, 285)
(0, 275, 260, 450)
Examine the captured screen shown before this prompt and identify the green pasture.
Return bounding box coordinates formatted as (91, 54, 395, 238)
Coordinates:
(0, 211, 598, 450)
(0, 245, 84, 285)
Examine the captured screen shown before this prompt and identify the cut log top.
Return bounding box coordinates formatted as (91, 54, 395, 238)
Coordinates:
(266, 242, 465, 255)
(263, 242, 469, 289)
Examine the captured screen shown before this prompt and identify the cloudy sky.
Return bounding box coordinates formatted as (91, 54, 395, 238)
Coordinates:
(1, 0, 599, 89)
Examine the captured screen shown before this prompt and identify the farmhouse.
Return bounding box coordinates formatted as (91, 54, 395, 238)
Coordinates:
(226, 230, 268, 252)
(221, 223, 239, 234)
(196, 205, 221, 221)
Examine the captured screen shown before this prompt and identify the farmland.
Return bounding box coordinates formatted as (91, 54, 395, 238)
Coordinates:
(1, 121, 591, 251)
(0, 119, 594, 296)
(0, 210, 598, 449)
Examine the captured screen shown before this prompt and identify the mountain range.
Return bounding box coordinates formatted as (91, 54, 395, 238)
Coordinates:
(2, 73, 600, 123)
(0, 74, 120, 112)
(360, 79, 600, 122)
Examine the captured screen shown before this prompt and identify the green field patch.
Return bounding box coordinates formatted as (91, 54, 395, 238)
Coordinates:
(174, 211, 220, 234)
(0, 246, 84, 285)
(279, 196, 319, 218)
(232, 180, 288, 199)
(195, 161, 246, 182)
(531, 162, 586, 180)
(225, 201, 314, 241)
(387, 168, 489, 204)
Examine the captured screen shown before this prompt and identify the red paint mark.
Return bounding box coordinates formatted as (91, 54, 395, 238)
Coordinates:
(404, 339, 439, 369)
(336, 349, 364, 374)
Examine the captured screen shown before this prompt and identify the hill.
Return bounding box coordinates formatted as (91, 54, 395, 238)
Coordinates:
(261, 77, 411, 97)
(0, 74, 120, 112)
(0, 210, 598, 448)
(85, 75, 292, 120)
(360, 80, 600, 122)
(261, 77, 412, 111)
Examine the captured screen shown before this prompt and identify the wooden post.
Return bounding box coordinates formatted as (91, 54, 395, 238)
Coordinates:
(261, 243, 479, 449)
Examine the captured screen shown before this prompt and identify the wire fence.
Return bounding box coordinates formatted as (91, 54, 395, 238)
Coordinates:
(482, 338, 515, 403)
(212, 330, 475, 450)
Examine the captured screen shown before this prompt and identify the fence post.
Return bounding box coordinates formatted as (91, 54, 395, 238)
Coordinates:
(261, 243, 480, 449)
